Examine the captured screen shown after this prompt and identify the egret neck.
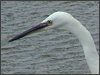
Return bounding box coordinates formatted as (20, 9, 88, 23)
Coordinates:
(66, 19, 99, 74)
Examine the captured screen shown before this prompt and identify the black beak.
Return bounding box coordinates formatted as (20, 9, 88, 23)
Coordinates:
(8, 23, 48, 42)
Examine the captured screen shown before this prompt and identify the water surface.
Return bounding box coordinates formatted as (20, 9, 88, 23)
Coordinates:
(1, 1, 99, 74)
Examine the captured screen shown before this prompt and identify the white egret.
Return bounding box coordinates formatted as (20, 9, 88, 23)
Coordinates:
(9, 11, 99, 74)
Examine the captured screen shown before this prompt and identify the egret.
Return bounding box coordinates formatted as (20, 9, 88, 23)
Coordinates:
(8, 11, 99, 74)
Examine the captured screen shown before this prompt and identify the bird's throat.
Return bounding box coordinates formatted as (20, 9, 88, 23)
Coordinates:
(68, 21, 99, 74)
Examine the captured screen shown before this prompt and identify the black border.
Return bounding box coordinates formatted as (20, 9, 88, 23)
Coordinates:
(1, 0, 99, 1)
(1, 0, 100, 75)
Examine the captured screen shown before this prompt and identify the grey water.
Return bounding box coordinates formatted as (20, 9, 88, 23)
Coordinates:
(1, 1, 99, 74)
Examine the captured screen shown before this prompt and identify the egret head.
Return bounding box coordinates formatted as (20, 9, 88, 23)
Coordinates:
(42, 11, 73, 29)
(8, 11, 72, 42)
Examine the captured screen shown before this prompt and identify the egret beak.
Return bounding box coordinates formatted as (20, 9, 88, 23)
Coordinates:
(8, 23, 48, 42)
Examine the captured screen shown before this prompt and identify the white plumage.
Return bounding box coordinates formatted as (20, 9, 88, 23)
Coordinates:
(42, 11, 99, 74)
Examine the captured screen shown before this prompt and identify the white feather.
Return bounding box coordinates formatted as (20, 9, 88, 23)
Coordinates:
(42, 11, 99, 74)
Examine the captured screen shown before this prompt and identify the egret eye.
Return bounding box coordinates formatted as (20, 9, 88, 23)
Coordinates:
(47, 20, 52, 25)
